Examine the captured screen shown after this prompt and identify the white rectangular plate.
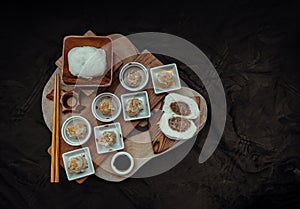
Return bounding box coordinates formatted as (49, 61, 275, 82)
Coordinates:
(121, 91, 151, 121)
(94, 122, 124, 154)
(62, 147, 95, 181)
(150, 63, 181, 94)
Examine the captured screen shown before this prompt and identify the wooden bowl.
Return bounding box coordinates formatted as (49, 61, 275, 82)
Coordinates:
(62, 36, 113, 87)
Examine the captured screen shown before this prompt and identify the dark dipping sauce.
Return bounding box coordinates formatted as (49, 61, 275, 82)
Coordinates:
(168, 117, 191, 132)
(170, 102, 191, 116)
(113, 154, 131, 171)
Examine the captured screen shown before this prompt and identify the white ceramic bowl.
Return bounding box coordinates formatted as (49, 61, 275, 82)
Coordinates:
(119, 62, 149, 91)
(61, 116, 92, 146)
(91, 92, 122, 122)
(111, 151, 134, 175)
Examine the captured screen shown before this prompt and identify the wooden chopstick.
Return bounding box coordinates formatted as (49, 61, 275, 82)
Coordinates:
(50, 74, 57, 182)
(55, 74, 60, 182)
(50, 73, 60, 183)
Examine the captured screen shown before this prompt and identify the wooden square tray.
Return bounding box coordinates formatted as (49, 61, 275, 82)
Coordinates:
(62, 35, 113, 87)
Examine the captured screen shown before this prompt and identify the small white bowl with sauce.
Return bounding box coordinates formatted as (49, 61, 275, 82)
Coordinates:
(119, 62, 149, 91)
(111, 151, 134, 175)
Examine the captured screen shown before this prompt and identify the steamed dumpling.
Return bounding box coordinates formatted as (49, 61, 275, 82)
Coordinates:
(68, 46, 107, 79)
(67, 155, 88, 173)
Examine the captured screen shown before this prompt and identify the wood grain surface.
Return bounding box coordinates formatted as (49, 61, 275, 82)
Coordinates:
(43, 30, 208, 183)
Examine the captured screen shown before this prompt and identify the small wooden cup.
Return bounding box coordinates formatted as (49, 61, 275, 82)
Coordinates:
(60, 90, 84, 114)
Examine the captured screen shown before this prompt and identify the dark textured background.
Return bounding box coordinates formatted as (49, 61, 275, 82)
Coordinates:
(1, 1, 300, 209)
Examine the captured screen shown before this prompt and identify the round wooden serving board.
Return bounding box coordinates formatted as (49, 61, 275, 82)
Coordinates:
(42, 33, 207, 182)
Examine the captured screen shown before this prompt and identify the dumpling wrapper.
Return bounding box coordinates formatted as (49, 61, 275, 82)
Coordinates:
(159, 113, 197, 140)
(68, 46, 107, 79)
(162, 93, 200, 119)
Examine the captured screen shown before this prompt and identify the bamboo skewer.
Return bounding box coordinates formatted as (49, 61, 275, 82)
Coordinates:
(51, 74, 60, 183)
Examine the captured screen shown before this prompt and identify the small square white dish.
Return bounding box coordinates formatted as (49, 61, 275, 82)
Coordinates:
(93, 122, 124, 154)
(150, 63, 181, 94)
(120, 91, 151, 121)
(62, 147, 95, 181)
